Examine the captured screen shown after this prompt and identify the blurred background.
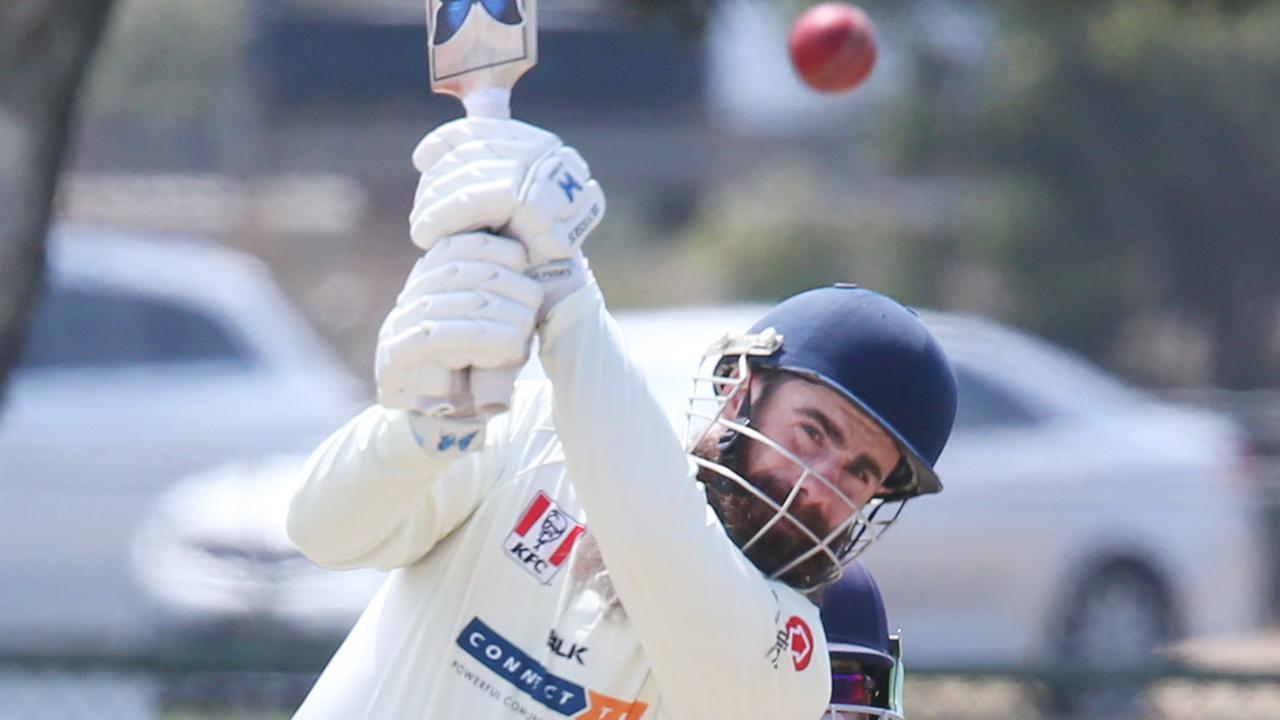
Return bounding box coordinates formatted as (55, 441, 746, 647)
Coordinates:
(1, 0, 1278, 717)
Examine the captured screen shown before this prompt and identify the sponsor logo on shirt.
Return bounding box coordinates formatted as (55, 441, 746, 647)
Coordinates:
(457, 617, 648, 719)
(548, 628, 588, 665)
(767, 615, 815, 672)
(505, 491, 586, 584)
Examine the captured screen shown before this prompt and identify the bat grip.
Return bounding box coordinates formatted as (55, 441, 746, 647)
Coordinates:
(463, 87, 513, 119)
(431, 86, 516, 420)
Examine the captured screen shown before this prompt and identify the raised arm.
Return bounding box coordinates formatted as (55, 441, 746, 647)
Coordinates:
(286, 403, 511, 571)
(537, 284, 831, 719)
(290, 201, 545, 571)
(407, 118, 831, 717)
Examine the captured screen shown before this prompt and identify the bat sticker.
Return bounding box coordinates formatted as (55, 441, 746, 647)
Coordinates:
(427, 0, 536, 91)
(433, 0, 525, 45)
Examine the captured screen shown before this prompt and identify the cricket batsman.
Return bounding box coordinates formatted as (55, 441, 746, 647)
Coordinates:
(286, 118, 958, 719)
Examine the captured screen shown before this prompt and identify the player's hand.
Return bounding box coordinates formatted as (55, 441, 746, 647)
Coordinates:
(375, 232, 543, 452)
(409, 118, 606, 314)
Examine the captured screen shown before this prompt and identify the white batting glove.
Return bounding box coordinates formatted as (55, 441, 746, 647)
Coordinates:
(406, 119, 560, 419)
(410, 118, 606, 316)
(376, 232, 543, 454)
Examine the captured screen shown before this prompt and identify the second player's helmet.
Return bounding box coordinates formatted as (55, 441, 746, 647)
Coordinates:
(686, 285, 957, 591)
(820, 562, 905, 720)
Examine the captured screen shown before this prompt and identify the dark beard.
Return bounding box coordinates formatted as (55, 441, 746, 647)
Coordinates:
(567, 531, 625, 619)
(692, 432, 848, 591)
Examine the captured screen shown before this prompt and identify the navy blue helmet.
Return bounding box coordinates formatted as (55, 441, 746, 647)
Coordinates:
(745, 284, 957, 500)
(687, 284, 958, 591)
(820, 562, 904, 720)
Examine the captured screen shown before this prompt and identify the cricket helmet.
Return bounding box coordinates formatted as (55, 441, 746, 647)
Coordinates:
(820, 562, 905, 720)
(686, 284, 957, 591)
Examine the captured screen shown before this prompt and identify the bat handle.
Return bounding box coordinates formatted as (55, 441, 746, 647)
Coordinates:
(463, 87, 513, 119)
(454, 84, 519, 417)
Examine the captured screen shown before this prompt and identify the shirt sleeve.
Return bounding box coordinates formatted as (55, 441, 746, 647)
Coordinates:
(286, 393, 523, 572)
(537, 283, 831, 720)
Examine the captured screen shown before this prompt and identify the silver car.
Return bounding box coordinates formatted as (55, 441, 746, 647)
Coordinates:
(129, 304, 1268, 679)
(0, 227, 363, 653)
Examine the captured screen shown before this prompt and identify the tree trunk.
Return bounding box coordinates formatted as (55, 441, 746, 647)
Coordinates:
(0, 0, 116, 410)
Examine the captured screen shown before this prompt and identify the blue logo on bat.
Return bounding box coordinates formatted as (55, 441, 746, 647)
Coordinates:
(434, 0, 524, 45)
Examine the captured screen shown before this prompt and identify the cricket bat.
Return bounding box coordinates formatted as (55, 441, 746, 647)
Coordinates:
(423, 0, 539, 416)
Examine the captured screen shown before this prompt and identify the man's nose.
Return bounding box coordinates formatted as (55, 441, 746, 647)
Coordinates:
(808, 456, 857, 500)
(814, 456, 844, 485)
(806, 457, 872, 511)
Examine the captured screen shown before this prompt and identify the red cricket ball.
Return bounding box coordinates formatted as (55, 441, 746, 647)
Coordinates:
(788, 2, 879, 95)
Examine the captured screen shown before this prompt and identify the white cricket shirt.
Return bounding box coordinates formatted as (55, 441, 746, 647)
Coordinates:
(287, 283, 830, 719)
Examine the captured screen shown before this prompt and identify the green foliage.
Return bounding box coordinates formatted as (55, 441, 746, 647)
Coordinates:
(871, 0, 1280, 387)
(83, 0, 249, 125)
(672, 164, 937, 305)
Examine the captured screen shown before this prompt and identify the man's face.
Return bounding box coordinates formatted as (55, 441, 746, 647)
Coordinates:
(697, 371, 903, 587)
(743, 375, 901, 528)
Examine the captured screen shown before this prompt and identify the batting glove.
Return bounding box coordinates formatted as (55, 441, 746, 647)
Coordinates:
(410, 118, 606, 316)
(376, 232, 543, 454)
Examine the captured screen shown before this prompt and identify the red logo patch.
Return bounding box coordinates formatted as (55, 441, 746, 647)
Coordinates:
(505, 491, 586, 584)
(785, 616, 814, 671)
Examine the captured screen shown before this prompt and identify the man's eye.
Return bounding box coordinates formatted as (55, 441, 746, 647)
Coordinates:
(801, 423, 822, 443)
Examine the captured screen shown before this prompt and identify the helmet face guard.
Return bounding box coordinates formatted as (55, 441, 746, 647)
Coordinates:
(824, 635, 905, 720)
(684, 330, 909, 593)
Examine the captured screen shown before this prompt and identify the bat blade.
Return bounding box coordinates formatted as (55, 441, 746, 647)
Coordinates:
(426, 0, 538, 107)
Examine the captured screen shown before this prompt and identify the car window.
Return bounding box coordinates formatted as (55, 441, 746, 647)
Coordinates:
(953, 366, 1042, 430)
(16, 285, 254, 370)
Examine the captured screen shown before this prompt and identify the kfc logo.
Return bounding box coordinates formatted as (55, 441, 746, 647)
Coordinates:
(505, 492, 586, 584)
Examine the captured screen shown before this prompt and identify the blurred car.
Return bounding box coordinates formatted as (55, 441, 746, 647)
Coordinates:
(0, 226, 363, 653)
(131, 454, 384, 659)
(129, 304, 1267, 678)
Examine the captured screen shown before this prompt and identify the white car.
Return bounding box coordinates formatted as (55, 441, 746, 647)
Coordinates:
(0, 227, 363, 653)
(130, 303, 1268, 678)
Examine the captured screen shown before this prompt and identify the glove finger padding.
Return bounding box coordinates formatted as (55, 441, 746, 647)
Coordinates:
(410, 157, 523, 229)
(410, 120, 606, 265)
(376, 333, 456, 411)
(400, 233, 532, 296)
(375, 233, 542, 417)
(411, 118, 559, 175)
(412, 141, 533, 204)
(410, 178, 521, 252)
(410, 131, 558, 250)
(381, 317, 532, 370)
(377, 360, 457, 413)
(406, 235, 537, 418)
(401, 261, 544, 313)
(386, 290, 538, 351)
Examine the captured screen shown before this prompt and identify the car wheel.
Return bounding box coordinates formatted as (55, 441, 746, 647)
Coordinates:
(1044, 562, 1175, 718)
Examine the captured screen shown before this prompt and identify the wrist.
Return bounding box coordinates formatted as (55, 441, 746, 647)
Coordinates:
(407, 411, 487, 456)
(528, 251, 592, 322)
(536, 279, 604, 358)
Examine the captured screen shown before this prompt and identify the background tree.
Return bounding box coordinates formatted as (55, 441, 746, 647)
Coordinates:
(0, 0, 116, 407)
(889, 0, 1280, 388)
(665, 0, 1280, 389)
